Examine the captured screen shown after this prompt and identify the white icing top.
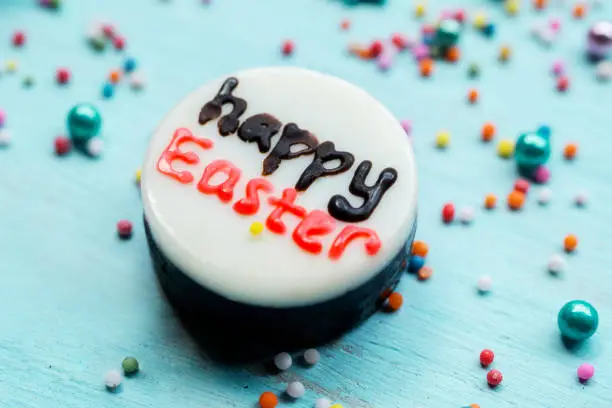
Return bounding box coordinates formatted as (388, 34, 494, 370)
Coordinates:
(141, 67, 417, 307)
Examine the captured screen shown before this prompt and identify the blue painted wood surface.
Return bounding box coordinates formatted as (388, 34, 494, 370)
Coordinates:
(1, 1, 611, 407)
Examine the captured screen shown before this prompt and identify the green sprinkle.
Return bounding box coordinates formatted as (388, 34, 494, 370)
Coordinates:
(468, 63, 480, 79)
(122, 357, 140, 375)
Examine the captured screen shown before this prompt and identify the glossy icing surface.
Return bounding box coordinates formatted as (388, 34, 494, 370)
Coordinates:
(141, 67, 417, 307)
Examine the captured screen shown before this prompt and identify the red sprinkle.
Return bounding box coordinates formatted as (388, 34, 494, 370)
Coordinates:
(102, 24, 115, 38)
(557, 76, 569, 92)
(281, 40, 295, 56)
(113, 36, 126, 51)
(453, 9, 466, 23)
(391, 33, 410, 50)
(340, 18, 351, 30)
(54, 136, 71, 156)
(368, 40, 384, 58)
(442, 202, 455, 224)
(480, 349, 495, 367)
(12, 31, 26, 47)
(514, 178, 530, 194)
(117, 220, 133, 239)
(56, 68, 71, 85)
(487, 369, 503, 387)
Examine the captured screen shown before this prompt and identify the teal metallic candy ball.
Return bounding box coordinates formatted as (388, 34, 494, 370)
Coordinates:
(67, 103, 102, 141)
(558, 300, 599, 341)
(514, 129, 551, 169)
(435, 19, 461, 48)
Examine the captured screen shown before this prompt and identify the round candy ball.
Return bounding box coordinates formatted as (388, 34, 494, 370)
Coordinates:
(577, 363, 595, 382)
(558, 300, 599, 341)
(273, 352, 292, 371)
(514, 129, 551, 170)
(286, 381, 306, 399)
(67, 103, 102, 141)
(121, 356, 140, 375)
(408, 255, 425, 272)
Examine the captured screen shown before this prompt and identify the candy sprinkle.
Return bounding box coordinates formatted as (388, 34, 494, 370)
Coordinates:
(480, 349, 495, 367)
(0, 129, 12, 147)
(563, 143, 578, 160)
(538, 188, 552, 205)
(417, 266, 433, 281)
(435, 130, 451, 148)
(548, 254, 566, 275)
(442, 202, 455, 223)
(484, 193, 497, 209)
(286, 381, 306, 399)
(135, 169, 142, 184)
(477, 275, 493, 293)
(563, 234, 578, 253)
(499, 45, 511, 62)
(249, 221, 264, 236)
(104, 370, 123, 390)
(315, 398, 333, 408)
(411, 240, 429, 257)
(487, 369, 503, 387)
(507, 190, 525, 211)
(386, 292, 404, 311)
(303, 348, 320, 365)
(121, 357, 140, 375)
(273, 352, 292, 371)
(467, 88, 479, 104)
(54, 135, 71, 156)
(481, 122, 496, 142)
(281, 40, 295, 56)
(259, 391, 278, 408)
(497, 139, 514, 158)
(117, 219, 133, 239)
(575, 191, 588, 207)
(577, 363, 595, 382)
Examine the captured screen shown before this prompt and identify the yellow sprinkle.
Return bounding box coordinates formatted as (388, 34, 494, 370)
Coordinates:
(505, 0, 520, 15)
(499, 45, 512, 62)
(330, 405, 344, 408)
(415, 2, 426, 17)
(5, 59, 18, 73)
(497, 139, 514, 158)
(249, 221, 264, 236)
(473, 12, 488, 29)
(435, 130, 451, 149)
(135, 170, 142, 184)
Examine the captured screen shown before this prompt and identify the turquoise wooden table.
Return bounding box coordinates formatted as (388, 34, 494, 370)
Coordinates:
(1, 0, 611, 407)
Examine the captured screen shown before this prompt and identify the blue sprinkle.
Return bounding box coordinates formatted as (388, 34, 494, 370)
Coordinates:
(537, 125, 551, 137)
(408, 255, 425, 272)
(123, 57, 137, 74)
(482, 23, 495, 38)
(102, 83, 115, 99)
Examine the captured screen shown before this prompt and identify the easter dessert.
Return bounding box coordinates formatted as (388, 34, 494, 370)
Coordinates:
(141, 67, 417, 360)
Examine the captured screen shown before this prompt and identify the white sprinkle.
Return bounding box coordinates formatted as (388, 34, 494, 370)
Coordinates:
(86, 138, 104, 157)
(286, 381, 306, 399)
(530, 23, 545, 38)
(104, 370, 123, 389)
(596, 61, 612, 81)
(477, 275, 493, 293)
(458, 206, 475, 224)
(274, 352, 292, 371)
(315, 397, 333, 408)
(130, 72, 145, 90)
(548, 254, 566, 275)
(0, 129, 12, 147)
(538, 188, 552, 205)
(538, 28, 557, 46)
(575, 191, 588, 207)
(303, 348, 320, 365)
(86, 21, 104, 40)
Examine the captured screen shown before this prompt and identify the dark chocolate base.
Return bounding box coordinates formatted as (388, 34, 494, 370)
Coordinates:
(145, 218, 416, 363)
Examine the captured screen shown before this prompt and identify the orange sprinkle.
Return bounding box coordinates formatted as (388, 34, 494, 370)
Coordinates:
(563, 143, 578, 160)
(468, 89, 479, 104)
(445, 46, 461, 63)
(412, 240, 429, 257)
(417, 266, 433, 281)
(420, 58, 434, 77)
(348, 44, 374, 59)
(481, 122, 496, 142)
(470, 405, 481, 408)
(259, 391, 278, 408)
(573, 2, 587, 18)
(507, 190, 525, 211)
(533, 0, 547, 9)
(564, 234, 578, 252)
(109, 70, 121, 84)
(386, 292, 404, 311)
(340, 18, 351, 30)
(484, 193, 497, 209)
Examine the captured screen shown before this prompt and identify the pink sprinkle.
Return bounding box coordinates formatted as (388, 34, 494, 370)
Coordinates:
(0, 109, 5, 127)
(440, 9, 454, 20)
(102, 24, 115, 38)
(549, 17, 562, 33)
(551, 60, 565, 77)
(557, 76, 570, 92)
(577, 363, 594, 382)
(113, 36, 126, 51)
(117, 220, 133, 239)
(400, 120, 412, 135)
(533, 165, 551, 184)
(453, 9, 466, 23)
(413, 44, 430, 61)
(377, 52, 394, 71)
(391, 33, 411, 50)
(514, 178, 530, 194)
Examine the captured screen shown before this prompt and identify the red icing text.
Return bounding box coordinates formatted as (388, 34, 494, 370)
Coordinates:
(197, 160, 242, 203)
(157, 128, 213, 184)
(233, 178, 274, 215)
(156, 129, 381, 260)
